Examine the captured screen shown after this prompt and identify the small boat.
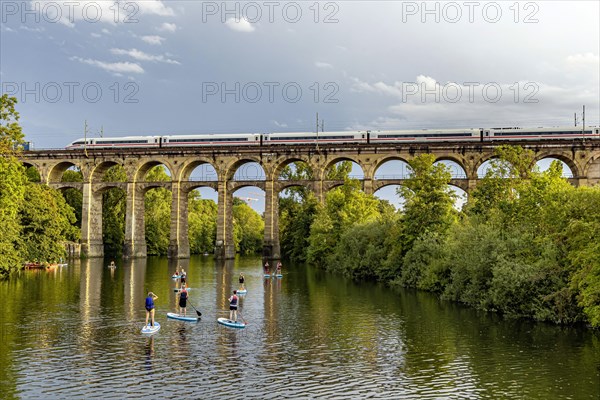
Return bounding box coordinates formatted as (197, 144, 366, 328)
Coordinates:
(58, 263, 68, 267)
(23, 262, 57, 270)
(217, 318, 246, 329)
(141, 322, 161, 334)
(171, 274, 181, 279)
(264, 274, 271, 278)
(237, 289, 247, 294)
(167, 312, 199, 322)
(275, 274, 283, 278)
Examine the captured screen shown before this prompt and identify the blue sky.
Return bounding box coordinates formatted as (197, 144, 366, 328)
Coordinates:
(1, 1, 598, 210)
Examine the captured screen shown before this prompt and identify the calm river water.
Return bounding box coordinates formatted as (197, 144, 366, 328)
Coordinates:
(0, 256, 598, 399)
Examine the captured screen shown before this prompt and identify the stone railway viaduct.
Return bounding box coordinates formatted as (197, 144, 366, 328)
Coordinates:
(19, 140, 600, 259)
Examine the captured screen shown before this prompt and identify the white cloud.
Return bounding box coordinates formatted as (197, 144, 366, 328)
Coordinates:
(158, 22, 177, 32)
(137, 0, 175, 16)
(566, 52, 600, 66)
(20, 26, 45, 32)
(3, 27, 15, 32)
(101, 28, 111, 35)
(315, 61, 333, 69)
(91, 32, 102, 38)
(141, 35, 166, 45)
(71, 56, 144, 74)
(28, 1, 174, 27)
(271, 120, 288, 128)
(110, 48, 180, 65)
(225, 17, 255, 33)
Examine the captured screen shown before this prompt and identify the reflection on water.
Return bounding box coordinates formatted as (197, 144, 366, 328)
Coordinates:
(0, 256, 598, 399)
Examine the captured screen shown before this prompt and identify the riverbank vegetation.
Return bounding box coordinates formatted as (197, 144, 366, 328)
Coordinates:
(0, 95, 265, 275)
(1, 95, 78, 276)
(280, 149, 600, 328)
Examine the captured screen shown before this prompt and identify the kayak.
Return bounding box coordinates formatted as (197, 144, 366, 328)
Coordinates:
(217, 318, 246, 329)
(275, 274, 283, 278)
(141, 321, 161, 334)
(237, 289, 247, 294)
(167, 312, 199, 322)
(173, 288, 192, 292)
(171, 275, 181, 279)
(264, 274, 271, 278)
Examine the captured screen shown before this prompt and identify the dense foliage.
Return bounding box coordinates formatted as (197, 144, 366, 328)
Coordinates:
(0, 95, 78, 274)
(287, 150, 600, 328)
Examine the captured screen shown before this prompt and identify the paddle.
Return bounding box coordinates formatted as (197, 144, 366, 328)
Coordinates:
(187, 299, 202, 317)
(237, 310, 248, 326)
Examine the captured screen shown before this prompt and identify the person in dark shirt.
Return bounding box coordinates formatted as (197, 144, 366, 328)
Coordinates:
(239, 273, 245, 290)
(228, 290, 238, 322)
(145, 292, 158, 327)
(178, 285, 188, 316)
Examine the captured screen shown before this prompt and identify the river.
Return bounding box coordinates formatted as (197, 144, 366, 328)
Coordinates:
(0, 256, 598, 399)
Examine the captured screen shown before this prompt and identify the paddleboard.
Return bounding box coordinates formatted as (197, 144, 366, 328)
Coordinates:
(167, 312, 199, 322)
(237, 289, 247, 294)
(141, 321, 161, 334)
(217, 318, 246, 329)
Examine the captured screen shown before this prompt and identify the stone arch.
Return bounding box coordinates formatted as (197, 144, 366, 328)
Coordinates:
(55, 182, 83, 191)
(533, 152, 579, 177)
(273, 156, 313, 180)
(475, 156, 508, 178)
(373, 183, 407, 209)
(48, 161, 82, 183)
(227, 158, 266, 181)
(140, 182, 172, 195)
(278, 180, 313, 192)
(183, 181, 219, 194)
(321, 156, 365, 180)
(133, 159, 175, 182)
(179, 158, 219, 182)
(373, 157, 412, 180)
(434, 157, 468, 179)
(22, 162, 42, 182)
(89, 160, 124, 183)
(584, 155, 600, 184)
(448, 183, 469, 209)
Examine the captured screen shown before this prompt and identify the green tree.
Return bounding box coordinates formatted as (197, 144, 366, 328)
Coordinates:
(19, 184, 78, 262)
(307, 178, 383, 267)
(188, 190, 217, 254)
(0, 95, 26, 274)
(0, 94, 24, 152)
(397, 154, 457, 251)
(61, 169, 84, 228)
(144, 166, 172, 255)
(102, 166, 127, 255)
(233, 198, 264, 254)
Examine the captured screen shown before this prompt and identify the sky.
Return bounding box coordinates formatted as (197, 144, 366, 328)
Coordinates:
(1, 0, 598, 210)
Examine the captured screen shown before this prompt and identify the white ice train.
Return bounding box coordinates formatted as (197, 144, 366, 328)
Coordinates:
(65, 127, 600, 149)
